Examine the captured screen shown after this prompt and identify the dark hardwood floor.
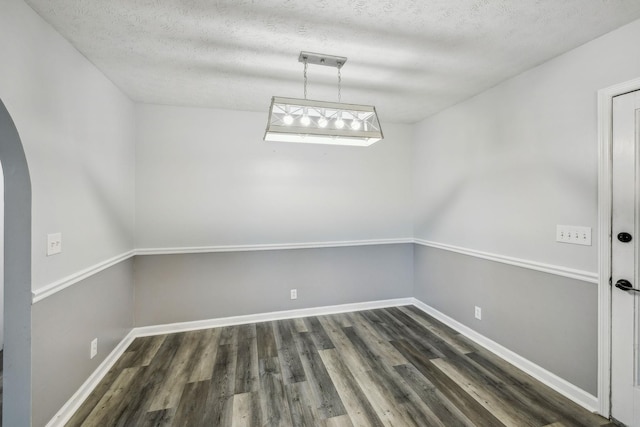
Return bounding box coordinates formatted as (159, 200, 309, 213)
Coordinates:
(66, 306, 612, 426)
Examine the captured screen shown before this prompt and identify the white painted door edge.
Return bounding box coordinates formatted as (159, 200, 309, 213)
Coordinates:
(597, 76, 640, 419)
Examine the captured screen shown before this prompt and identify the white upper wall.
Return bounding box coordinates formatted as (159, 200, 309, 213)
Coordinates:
(3, 0, 640, 286)
(413, 18, 640, 273)
(0, 0, 136, 291)
(135, 104, 413, 248)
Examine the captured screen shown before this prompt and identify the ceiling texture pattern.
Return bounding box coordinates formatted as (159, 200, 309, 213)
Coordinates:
(24, 0, 640, 123)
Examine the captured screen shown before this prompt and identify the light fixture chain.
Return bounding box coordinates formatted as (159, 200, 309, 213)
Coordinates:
(337, 64, 342, 102)
(303, 58, 308, 100)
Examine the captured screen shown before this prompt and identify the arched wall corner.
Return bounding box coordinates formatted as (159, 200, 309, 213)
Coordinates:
(0, 97, 33, 425)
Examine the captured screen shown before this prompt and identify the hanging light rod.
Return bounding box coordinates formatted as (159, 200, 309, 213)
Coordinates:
(264, 51, 383, 147)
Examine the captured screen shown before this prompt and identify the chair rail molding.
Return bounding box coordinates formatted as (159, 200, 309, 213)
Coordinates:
(34, 238, 602, 304)
(32, 239, 414, 303)
(414, 239, 597, 284)
(135, 238, 414, 255)
(31, 251, 135, 304)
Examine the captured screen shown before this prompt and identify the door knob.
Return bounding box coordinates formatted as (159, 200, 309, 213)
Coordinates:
(618, 232, 633, 243)
(615, 279, 640, 293)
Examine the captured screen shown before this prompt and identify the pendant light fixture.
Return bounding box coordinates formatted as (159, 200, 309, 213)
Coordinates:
(264, 52, 383, 147)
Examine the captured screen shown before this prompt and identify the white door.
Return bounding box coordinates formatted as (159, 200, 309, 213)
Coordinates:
(612, 89, 640, 426)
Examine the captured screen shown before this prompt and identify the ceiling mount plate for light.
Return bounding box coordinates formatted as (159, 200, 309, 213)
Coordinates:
(298, 51, 347, 68)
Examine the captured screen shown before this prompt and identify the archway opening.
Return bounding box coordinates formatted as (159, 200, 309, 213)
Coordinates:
(0, 97, 32, 425)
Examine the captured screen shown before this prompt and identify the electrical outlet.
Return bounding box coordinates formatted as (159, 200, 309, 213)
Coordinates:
(290, 289, 297, 300)
(90, 338, 98, 359)
(47, 233, 62, 256)
(474, 306, 482, 320)
(556, 225, 591, 246)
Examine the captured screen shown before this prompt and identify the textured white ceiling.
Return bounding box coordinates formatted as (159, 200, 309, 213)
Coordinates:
(23, 0, 640, 123)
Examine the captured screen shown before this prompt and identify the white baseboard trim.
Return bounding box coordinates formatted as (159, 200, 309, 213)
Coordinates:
(45, 297, 413, 426)
(134, 297, 415, 336)
(45, 329, 137, 427)
(410, 298, 599, 413)
(135, 238, 413, 256)
(414, 239, 598, 284)
(32, 250, 135, 304)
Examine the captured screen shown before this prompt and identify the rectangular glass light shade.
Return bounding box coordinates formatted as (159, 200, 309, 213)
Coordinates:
(264, 96, 383, 146)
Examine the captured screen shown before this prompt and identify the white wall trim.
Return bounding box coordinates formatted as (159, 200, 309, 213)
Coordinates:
(135, 238, 414, 255)
(33, 238, 599, 304)
(44, 297, 413, 426)
(32, 250, 135, 304)
(45, 329, 137, 427)
(596, 76, 640, 418)
(414, 239, 598, 284)
(32, 239, 413, 303)
(134, 297, 414, 336)
(411, 298, 599, 413)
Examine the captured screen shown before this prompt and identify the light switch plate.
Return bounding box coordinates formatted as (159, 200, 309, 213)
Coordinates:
(556, 225, 591, 246)
(47, 233, 62, 256)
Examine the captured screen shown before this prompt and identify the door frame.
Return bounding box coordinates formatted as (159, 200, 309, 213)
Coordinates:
(598, 76, 640, 418)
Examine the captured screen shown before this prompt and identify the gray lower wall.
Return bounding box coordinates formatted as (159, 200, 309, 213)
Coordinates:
(413, 244, 597, 395)
(33, 242, 599, 426)
(32, 258, 135, 427)
(133, 244, 414, 326)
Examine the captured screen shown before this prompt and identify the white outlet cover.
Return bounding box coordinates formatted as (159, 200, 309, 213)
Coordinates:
(47, 232, 62, 256)
(90, 338, 98, 359)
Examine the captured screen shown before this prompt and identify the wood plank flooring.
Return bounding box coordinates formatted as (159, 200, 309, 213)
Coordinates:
(66, 306, 613, 426)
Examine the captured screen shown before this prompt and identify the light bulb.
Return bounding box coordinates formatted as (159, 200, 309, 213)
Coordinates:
(335, 118, 345, 129)
(283, 114, 294, 125)
(351, 120, 361, 130)
(300, 115, 311, 126)
(318, 117, 328, 128)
